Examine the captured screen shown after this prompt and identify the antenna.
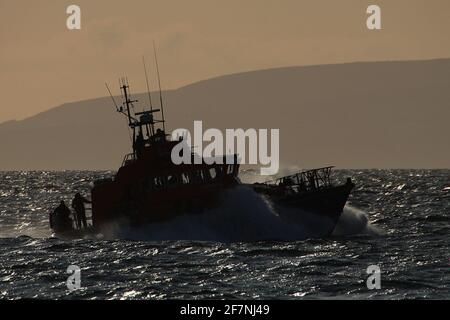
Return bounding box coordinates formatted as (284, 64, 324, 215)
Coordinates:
(142, 55, 153, 112)
(153, 41, 166, 132)
(143, 55, 156, 136)
(105, 82, 120, 112)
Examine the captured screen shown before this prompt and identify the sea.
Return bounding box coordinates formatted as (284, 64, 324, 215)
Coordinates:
(0, 169, 448, 299)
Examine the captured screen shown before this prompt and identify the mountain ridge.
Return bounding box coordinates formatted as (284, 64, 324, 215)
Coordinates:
(1, 59, 449, 170)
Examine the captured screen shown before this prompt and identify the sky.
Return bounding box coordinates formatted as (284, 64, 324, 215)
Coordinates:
(1, 0, 450, 122)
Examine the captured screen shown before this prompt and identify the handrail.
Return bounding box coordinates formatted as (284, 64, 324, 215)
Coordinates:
(265, 166, 335, 191)
(121, 152, 136, 167)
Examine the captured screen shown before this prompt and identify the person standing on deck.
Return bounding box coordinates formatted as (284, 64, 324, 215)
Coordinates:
(133, 130, 145, 159)
(50, 200, 73, 232)
(71, 193, 91, 229)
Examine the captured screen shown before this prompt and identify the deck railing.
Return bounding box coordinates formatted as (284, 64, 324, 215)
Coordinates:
(121, 152, 136, 167)
(267, 166, 335, 191)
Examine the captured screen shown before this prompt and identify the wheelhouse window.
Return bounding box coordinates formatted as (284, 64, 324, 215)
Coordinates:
(181, 173, 190, 184)
(167, 174, 178, 187)
(209, 168, 217, 180)
(154, 176, 164, 189)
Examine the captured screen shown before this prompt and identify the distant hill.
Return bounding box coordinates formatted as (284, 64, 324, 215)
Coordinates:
(1, 59, 449, 170)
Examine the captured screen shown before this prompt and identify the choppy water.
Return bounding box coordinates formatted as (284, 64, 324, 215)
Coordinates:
(0, 169, 448, 299)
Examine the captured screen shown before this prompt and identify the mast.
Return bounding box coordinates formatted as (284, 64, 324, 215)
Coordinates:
(120, 78, 137, 127)
(105, 65, 167, 157)
(105, 82, 134, 144)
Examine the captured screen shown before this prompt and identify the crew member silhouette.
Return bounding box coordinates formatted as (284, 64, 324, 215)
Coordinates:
(71, 193, 91, 229)
(134, 130, 145, 158)
(50, 200, 73, 232)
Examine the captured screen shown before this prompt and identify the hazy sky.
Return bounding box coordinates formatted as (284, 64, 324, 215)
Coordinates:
(1, 0, 450, 122)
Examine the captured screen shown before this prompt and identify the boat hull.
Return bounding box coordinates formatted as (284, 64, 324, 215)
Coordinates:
(251, 181, 354, 235)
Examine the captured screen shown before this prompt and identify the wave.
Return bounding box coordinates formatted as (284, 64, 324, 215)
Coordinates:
(332, 205, 383, 236)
